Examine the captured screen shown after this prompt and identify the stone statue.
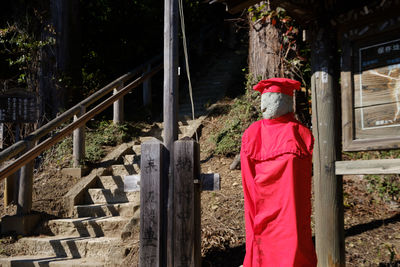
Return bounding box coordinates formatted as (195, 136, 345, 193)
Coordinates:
(240, 78, 317, 267)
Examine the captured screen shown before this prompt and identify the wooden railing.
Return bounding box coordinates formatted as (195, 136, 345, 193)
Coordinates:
(0, 55, 162, 214)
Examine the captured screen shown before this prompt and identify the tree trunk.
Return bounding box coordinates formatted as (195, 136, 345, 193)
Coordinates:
(52, 0, 81, 110)
(248, 1, 282, 81)
(39, 0, 81, 120)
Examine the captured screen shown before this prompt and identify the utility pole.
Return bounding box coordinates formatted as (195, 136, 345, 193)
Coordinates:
(164, 0, 179, 266)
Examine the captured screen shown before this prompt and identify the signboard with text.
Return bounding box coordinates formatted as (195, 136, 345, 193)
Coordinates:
(341, 23, 400, 151)
(355, 39, 400, 129)
(0, 93, 38, 123)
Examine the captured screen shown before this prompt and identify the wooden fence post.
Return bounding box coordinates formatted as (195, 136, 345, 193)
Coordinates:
(17, 139, 34, 215)
(4, 170, 17, 206)
(113, 82, 124, 124)
(174, 139, 201, 267)
(73, 105, 86, 167)
(143, 64, 152, 107)
(140, 139, 165, 267)
(311, 24, 345, 266)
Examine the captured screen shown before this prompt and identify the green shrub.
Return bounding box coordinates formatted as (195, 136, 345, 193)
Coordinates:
(85, 121, 130, 162)
(213, 90, 261, 156)
(41, 120, 131, 167)
(42, 135, 73, 168)
(366, 174, 400, 201)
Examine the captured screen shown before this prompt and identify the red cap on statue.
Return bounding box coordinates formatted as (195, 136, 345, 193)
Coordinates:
(253, 78, 301, 97)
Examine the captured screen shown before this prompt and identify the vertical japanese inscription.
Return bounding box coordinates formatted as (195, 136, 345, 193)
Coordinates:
(0, 95, 37, 123)
(174, 140, 195, 267)
(140, 140, 163, 267)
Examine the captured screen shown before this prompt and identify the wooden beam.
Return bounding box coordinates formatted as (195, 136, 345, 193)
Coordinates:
(311, 24, 345, 266)
(336, 159, 400, 175)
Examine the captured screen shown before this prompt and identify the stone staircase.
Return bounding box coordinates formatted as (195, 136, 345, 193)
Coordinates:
(0, 144, 142, 267)
(0, 119, 206, 267)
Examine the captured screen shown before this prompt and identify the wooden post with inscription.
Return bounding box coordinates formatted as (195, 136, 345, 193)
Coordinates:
(139, 137, 209, 267)
(140, 139, 165, 267)
(174, 138, 201, 267)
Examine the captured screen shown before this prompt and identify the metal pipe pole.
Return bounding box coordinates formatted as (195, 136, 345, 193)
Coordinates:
(164, 0, 179, 265)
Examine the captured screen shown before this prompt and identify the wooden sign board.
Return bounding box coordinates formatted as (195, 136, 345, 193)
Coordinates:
(0, 91, 37, 123)
(341, 17, 400, 151)
(354, 39, 400, 133)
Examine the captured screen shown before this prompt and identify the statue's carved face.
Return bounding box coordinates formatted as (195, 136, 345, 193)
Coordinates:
(261, 92, 293, 119)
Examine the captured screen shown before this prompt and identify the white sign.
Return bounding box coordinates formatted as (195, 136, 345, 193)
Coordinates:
(124, 175, 140, 192)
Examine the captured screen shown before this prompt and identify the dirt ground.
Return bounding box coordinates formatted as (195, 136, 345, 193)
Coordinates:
(1, 99, 400, 266)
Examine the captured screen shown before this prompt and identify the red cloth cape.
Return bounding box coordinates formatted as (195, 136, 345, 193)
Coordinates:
(240, 113, 317, 267)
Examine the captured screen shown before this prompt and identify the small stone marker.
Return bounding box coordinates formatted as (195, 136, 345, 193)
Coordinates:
(124, 174, 140, 192)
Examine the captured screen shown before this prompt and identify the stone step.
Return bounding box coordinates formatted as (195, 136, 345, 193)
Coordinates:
(73, 202, 139, 218)
(44, 216, 130, 237)
(97, 174, 141, 191)
(139, 136, 162, 143)
(0, 255, 107, 267)
(14, 237, 124, 260)
(110, 164, 137, 176)
(122, 154, 141, 167)
(86, 189, 140, 204)
(97, 176, 124, 190)
(132, 144, 141, 154)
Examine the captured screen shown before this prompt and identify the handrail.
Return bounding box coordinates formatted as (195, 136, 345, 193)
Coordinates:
(0, 61, 162, 180)
(0, 54, 162, 165)
(81, 54, 162, 108)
